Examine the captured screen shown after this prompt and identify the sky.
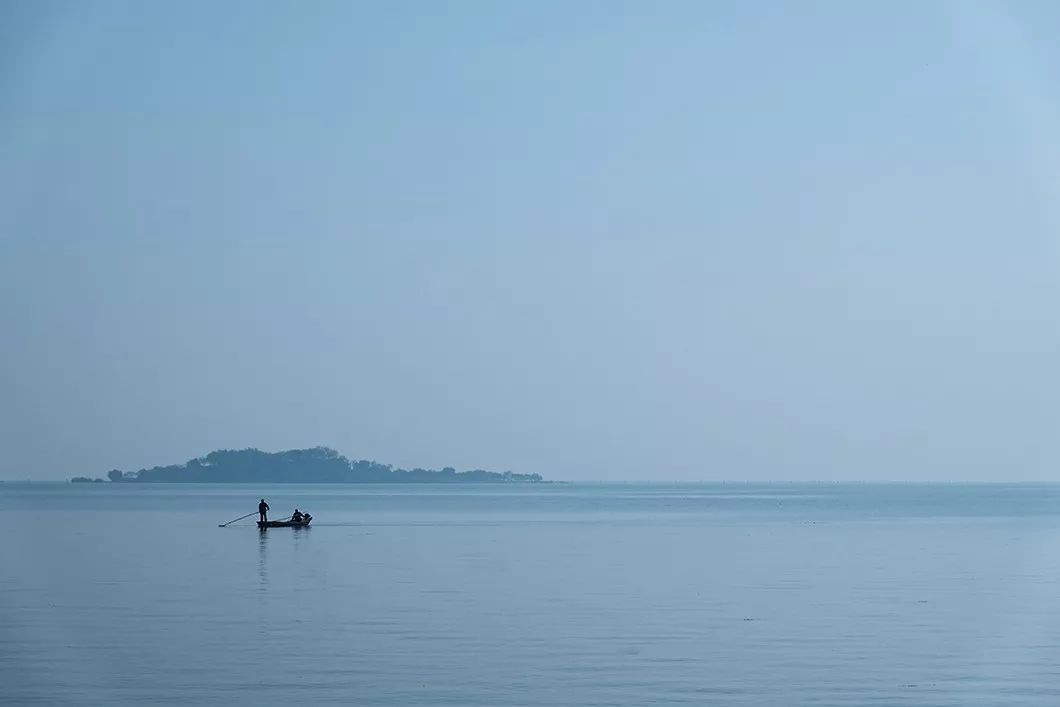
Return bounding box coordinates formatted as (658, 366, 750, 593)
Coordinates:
(1, 1, 1058, 481)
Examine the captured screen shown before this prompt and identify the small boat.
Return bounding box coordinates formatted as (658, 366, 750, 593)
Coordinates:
(258, 514, 312, 529)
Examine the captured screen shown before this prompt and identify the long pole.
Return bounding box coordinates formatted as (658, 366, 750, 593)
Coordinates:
(218, 511, 258, 527)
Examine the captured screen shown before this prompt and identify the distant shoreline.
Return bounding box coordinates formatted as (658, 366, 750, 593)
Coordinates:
(72, 447, 545, 484)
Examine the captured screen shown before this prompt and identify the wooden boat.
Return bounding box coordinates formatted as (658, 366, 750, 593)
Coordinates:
(258, 515, 312, 529)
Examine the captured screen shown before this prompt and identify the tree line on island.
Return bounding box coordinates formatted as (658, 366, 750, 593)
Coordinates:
(72, 447, 544, 483)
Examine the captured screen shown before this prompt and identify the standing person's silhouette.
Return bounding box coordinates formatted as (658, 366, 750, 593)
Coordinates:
(258, 499, 270, 523)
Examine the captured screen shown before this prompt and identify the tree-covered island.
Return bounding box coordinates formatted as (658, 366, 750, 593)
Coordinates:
(91, 447, 544, 483)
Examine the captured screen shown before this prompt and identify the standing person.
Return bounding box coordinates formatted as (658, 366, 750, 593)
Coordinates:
(258, 498, 270, 523)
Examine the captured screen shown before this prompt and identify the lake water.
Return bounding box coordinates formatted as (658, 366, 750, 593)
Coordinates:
(4, 483, 1060, 705)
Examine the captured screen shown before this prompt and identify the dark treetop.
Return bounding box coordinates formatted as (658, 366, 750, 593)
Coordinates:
(96, 447, 544, 484)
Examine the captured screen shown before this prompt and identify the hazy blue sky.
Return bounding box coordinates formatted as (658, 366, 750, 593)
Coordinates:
(2, 1, 1058, 481)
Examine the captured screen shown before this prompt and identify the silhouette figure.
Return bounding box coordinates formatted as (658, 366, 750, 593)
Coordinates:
(291, 508, 304, 523)
(258, 498, 270, 523)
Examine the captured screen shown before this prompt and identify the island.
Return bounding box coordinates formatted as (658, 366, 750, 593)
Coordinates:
(90, 447, 544, 484)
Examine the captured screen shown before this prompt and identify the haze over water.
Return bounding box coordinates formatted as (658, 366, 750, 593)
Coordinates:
(5, 3, 1060, 704)
(4, 2, 1060, 483)
(5, 482, 1060, 706)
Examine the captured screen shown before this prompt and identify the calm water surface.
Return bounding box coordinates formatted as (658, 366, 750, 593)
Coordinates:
(3, 483, 1060, 705)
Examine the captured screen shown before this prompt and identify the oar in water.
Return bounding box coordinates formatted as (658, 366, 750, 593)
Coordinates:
(218, 511, 258, 528)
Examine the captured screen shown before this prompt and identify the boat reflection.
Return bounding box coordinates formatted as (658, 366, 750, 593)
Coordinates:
(257, 527, 268, 590)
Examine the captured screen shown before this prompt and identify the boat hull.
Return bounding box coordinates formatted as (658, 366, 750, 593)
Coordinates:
(257, 517, 311, 528)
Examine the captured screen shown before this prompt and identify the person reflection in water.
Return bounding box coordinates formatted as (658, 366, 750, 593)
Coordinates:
(258, 498, 270, 523)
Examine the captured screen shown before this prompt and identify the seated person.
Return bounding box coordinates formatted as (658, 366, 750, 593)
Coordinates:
(291, 509, 304, 523)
